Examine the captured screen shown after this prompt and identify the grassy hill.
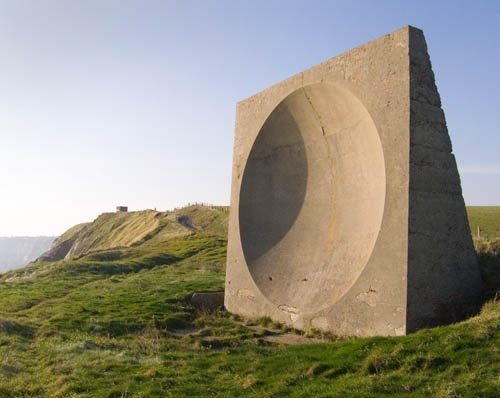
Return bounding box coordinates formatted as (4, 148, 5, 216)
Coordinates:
(37, 206, 227, 263)
(0, 205, 498, 397)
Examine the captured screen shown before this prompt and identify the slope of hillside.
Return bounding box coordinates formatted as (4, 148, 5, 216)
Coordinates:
(35, 223, 89, 263)
(0, 205, 497, 397)
(36, 205, 228, 263)
(0, 236, 55, 272)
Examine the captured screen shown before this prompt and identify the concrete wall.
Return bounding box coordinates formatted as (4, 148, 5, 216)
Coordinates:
(225, 26, 482, 336)
(407, 28, 483, 331)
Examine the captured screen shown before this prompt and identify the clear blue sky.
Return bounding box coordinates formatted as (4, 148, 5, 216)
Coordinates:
(1, 0, 499, 236)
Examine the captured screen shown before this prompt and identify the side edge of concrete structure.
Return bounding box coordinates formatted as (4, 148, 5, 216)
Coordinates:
(406, 27, 484, 331)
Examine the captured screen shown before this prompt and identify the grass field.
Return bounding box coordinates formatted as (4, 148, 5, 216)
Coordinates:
(467, 206, 500, 240)
(0, 206, 498, 397)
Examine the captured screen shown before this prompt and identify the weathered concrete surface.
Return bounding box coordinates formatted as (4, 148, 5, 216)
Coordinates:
(225, 26, 483, 336)
(406, 28, 483, 331)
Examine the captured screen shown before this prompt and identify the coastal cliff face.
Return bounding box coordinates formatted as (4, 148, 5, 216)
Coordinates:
(0, 236, 55, 272)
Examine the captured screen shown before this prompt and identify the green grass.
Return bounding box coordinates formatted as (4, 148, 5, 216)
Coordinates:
(467, 206, 500, 240)
(0, 206, 498, 397)
(467, 207, 500, 295)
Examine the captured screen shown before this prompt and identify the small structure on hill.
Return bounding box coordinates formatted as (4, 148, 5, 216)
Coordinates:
(116, 206, 128, 213)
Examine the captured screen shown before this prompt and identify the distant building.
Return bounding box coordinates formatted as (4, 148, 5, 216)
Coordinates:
(116, 206, 128, 213)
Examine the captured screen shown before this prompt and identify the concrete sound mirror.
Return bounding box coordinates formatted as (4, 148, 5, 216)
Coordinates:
(225, 26, 483, 336)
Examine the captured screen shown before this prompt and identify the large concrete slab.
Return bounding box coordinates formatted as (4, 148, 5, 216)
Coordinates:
(225, 26, 483, 336)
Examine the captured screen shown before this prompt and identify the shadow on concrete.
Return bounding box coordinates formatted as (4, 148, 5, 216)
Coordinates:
(239, 102, 308, 264)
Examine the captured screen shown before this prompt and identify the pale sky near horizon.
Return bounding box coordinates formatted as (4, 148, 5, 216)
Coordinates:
(1, 0, 500, 236)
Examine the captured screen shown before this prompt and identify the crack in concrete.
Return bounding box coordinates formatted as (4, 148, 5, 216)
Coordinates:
(301, 87, 336, 230)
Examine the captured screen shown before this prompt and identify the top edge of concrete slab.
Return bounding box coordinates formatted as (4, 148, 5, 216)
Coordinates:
(237, 25, 421, 105)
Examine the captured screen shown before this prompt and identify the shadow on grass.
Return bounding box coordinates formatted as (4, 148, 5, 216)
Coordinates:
(476, 238, 500, 299)
(0, 317, 35, 339)
(478, 249, 500, 299)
